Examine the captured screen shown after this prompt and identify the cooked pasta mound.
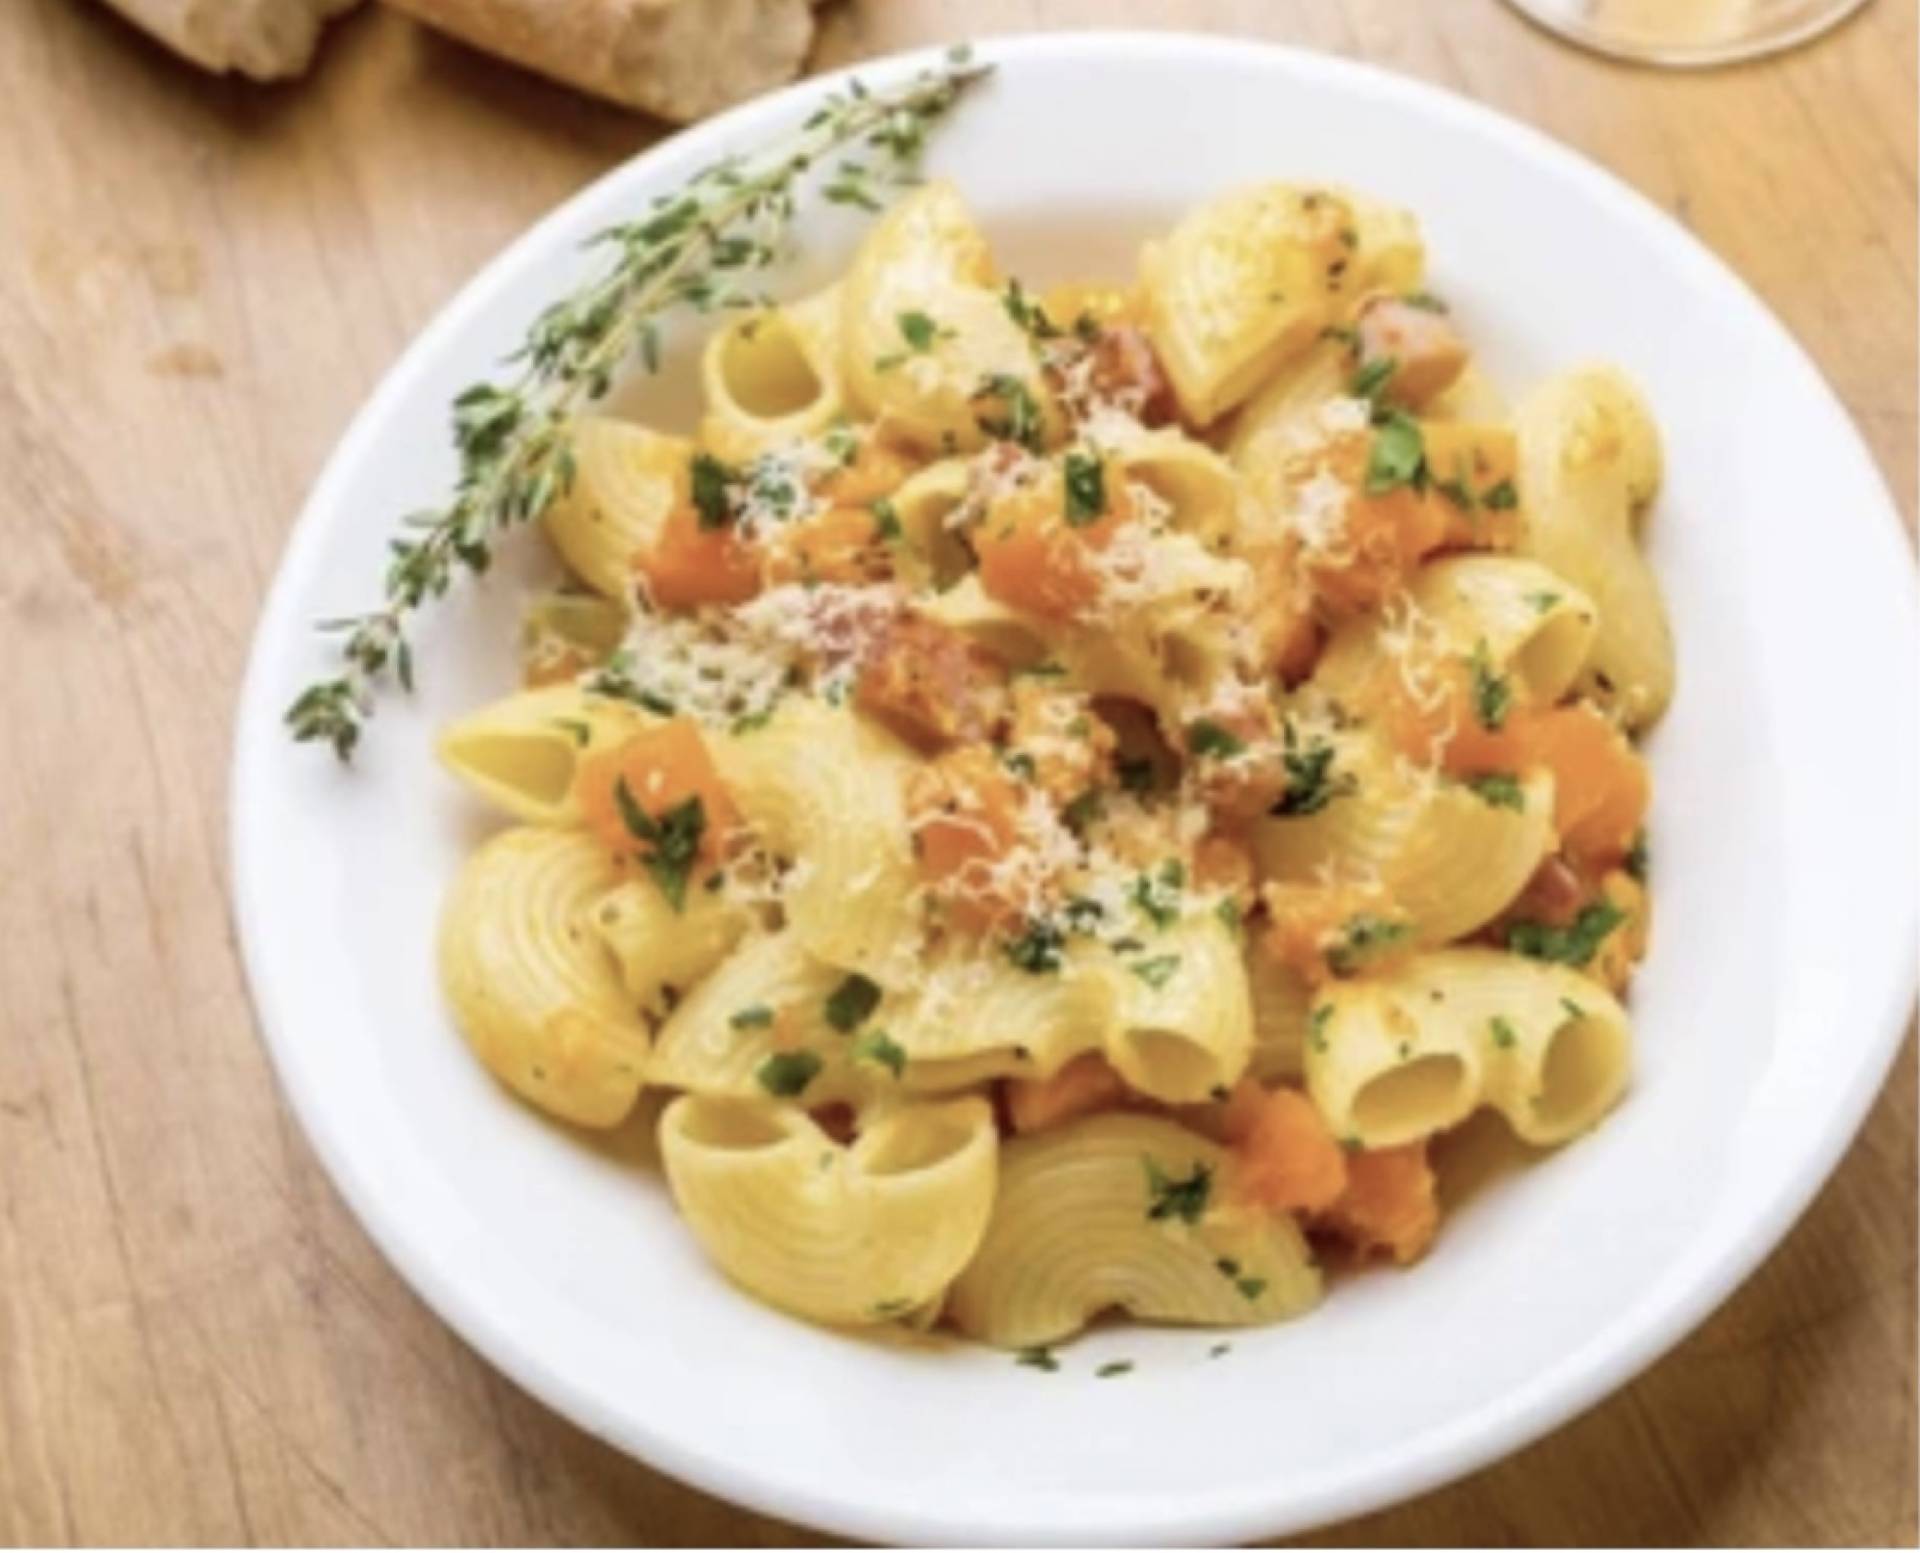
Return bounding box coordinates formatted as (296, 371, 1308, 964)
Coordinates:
(434, 179, 1669, 1347)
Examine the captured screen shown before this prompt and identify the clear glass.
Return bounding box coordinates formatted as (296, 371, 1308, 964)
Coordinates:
(1501, 0, 1873, 66)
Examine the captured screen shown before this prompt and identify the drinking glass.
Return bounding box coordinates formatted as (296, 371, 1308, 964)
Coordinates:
(1501, 0, 1873, 65)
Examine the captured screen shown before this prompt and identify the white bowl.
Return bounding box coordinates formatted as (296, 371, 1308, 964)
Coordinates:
(230, 32, 1919, 1546)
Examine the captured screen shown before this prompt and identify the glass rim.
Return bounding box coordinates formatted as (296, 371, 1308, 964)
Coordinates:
(1500, 0, 1875, 67)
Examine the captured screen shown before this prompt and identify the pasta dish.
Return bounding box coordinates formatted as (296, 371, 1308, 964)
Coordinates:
(431, 178, 1671, 1350)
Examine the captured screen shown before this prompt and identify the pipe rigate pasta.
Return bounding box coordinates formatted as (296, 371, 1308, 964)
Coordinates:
(947, 1113, 1321, 1348)
(660, 1093, 997, 1325)
(541, 416, 690, 601)
(1304, 949, 1630, 1149)
(438, 826, 648, 1127)
(436, 684, 655, 826)
(698, 285, 847, 463)
(429, 174, 1665, 1347)
(1514, 366, 1672, 728)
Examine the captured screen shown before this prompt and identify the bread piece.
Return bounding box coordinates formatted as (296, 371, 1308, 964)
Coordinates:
(381, 0, 818, 122)
(96, 0, 362, 79)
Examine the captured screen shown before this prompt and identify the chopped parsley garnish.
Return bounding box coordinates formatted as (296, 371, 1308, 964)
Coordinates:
(550, 717, 592, 748)
(1464, 771, 1525, 810)
(824, 972, 882, 1032)
(1349, 354, 1397, 406)
(1062, 786, 1106, 831)
(852, 1028, 906, 1078)
(1143, 1157, 1212, 1224)
(1095, 1360, 1134, 1379)
(1062, 449, 1106, 526)
(870, 497, 902, 542)
(897, 310, 943, 352)
(1434, 477, 1474, 511)
(612, 779, 706, 911)
(1209, 1342, 1232, 1359)
(1132, 859, 1186, 929)
(1215, 896, 1243, 935)
(1402, 290, 1449, 313)
(1308, 1003, 1334, 1053)
(1002, 750, 1039, 781)
(729, 1004, 774, 1031)
(1468, 639, 1513, 731)
(1526, 589, 1562, 615)
(755, 1049, 821, 1098)
(820, 421, 860, 466)
(1271, 719, 1353, 817)
(869, 1296, 913, 1319)
(689, 451, 737, 531)
(1006, 915, 1066, 974)
(1326, 913, 1410, 976)
(971, 372, 1045, 451)
(1504, 901, 1627, 967)
(1213, 1256, 1266, 1302)
(1131, 954, 1182, 989)
(1489, 1015, 1519, 1050)
(876, 309, 951, 369)
(1365, 411, 1426, 494)
(1185, 719, 1246, 760)
(1560, 996, 1588, 1022)
(1625, 829, 1650, 881)
(1482, 479, 1519, 511)
(1016, 1345, 1060, 1372)
(1001, 278, 1060, 340)
(1062, 895, 1105, 935)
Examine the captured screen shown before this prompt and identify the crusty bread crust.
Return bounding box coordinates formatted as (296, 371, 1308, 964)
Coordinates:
(98, 0, 361, 78)
(381, 0, 816, 121)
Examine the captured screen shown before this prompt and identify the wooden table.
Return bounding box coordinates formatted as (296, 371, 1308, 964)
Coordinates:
(1, 0, 1913, 1543)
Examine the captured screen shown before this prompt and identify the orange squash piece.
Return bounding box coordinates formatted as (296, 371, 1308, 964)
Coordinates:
(763, 504, 890, 587)
(1521, 705, 1650, 869)
(817, 436, 919, 507)
(1261, 879, 1409, 985)
(636, 505, 761, 610)
(854, 612, 1008, 751)
(907, 745, 1026, 933)
(1322, 1141, 1439, 1264)
(975, 467, 1128, 623)
(576, 720, 741, 885)
(1222, 1083, 1349, 1215)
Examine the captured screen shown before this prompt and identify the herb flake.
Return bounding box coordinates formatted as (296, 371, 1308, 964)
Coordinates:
(824, 972, 882, 1032)
(755, 1049, 822, 1098)
(1504, 901, 1627, 967)
(1144, 1157, 1213, 1224)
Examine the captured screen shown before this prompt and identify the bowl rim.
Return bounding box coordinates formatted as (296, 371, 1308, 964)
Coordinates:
(229, 28, 1920, 1545)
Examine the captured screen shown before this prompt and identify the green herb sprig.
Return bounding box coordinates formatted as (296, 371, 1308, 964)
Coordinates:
(286, 48, 990, 759)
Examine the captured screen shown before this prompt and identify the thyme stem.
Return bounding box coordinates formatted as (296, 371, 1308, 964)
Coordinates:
(286, 46, 989, 759)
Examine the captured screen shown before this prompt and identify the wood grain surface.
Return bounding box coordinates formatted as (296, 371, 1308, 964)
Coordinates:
(1, 0, 1913, 1544)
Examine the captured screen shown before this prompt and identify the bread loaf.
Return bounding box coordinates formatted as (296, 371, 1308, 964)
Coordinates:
(95, 0, 362, 79)
(381, 0, 818, 122)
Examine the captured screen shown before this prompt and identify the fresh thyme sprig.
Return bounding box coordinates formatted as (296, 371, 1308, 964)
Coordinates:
(286, 46, 990, 759)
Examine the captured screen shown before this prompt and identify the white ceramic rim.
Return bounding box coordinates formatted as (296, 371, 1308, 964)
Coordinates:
(230, 31, 1919, 1545)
